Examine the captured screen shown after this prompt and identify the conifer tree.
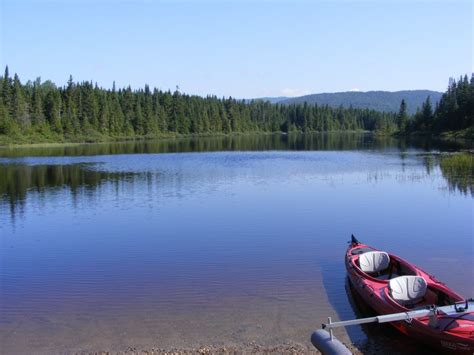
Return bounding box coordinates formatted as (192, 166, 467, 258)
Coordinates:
(31, 78, 45, 127)
(397, 99, 408, 133)
(1, 66, 11, 110)
(421, 96, 433, 130)
(11, 74, 30, 132)
(44, 89, 62, 134)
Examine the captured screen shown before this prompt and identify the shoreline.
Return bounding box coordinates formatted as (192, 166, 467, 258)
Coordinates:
(0, 131, 372, 148)
(1, 129, 472, 149)
(4, 341, 387, 355)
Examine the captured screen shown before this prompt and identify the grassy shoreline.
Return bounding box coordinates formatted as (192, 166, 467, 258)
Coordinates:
(0, 132, 258, 148)
(0, 130, 371, 148)
(0, 132, 213, 147)
(0, 129, 472, 149)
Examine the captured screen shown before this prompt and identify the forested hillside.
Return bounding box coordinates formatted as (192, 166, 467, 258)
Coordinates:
(398, 75, 473, 135)
(0, 67, 398, 143)
(278, 90, 442, 114)
(0, 67, 471, 144)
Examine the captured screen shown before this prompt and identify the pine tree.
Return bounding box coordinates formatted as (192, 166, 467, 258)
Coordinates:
(64, 75, 79, 135)
(134, 97, 145, 135)
(44, 90, 62, 134)
(109, 88, 125, 135)
(1, 66, 11, 110)
(98, 92, 110, 134)
(11, 74, 30, 133)
(171, 89, 189, 134)
(0, 98, 14, 135)
(421, 96, 433, 130)
(31, 77, 45, 127)
(397, 99, 408, 133)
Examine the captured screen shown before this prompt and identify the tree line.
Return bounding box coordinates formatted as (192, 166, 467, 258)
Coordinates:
(0, 66, 471, 143)
(396, 74, 473, 134)
(0, 66, 398, 142)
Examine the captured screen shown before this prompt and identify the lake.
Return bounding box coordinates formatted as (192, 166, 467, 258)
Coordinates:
(0, 134, 472, 354)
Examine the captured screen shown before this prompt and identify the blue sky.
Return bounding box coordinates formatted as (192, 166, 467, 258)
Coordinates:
(1, 0, 472, 98)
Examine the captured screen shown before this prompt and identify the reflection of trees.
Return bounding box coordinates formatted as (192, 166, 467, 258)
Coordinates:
(0, 134, 470, 158)
(0, 164, 140, 218)
(0, 133, 397, 215)
(1, 134, 472, 219)
(439, 153, 474, 196)
(0, 133, 404, 157)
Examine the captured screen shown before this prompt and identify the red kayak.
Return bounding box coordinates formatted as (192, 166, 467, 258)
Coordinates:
(345, 235, 474, 353)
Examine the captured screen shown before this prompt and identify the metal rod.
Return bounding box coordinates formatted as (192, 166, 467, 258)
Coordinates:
(328, 317, 333, 341)
(323, 301, 473, 330)
(324, 315, 379, 329)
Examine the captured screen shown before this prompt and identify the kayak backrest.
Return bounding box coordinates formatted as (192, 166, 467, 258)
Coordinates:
(389, 276, 427, 306)
(358, 251, 390, 273)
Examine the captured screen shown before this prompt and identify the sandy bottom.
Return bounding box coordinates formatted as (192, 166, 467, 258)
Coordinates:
(0, 268, 360, 354)
(0, 264, 429, 355)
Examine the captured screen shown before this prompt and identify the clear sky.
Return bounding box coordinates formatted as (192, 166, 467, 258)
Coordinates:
(1, 0, 472, 98)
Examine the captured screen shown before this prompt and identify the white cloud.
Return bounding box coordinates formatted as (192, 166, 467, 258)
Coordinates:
(280, 88, 311, 97)
(349, 88, 361, 92)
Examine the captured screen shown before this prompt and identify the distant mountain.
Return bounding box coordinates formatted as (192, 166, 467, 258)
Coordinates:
(256, 90, 443, 114)
(252, 96, 289, 104)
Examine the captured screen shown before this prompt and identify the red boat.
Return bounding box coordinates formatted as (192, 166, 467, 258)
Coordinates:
(345, 235, 474, 353)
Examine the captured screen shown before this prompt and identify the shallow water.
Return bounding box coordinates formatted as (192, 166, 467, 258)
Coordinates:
(0, 134, 472, 354)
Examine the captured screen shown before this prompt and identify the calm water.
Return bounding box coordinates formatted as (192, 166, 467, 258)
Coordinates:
(0, 134, 472, 354)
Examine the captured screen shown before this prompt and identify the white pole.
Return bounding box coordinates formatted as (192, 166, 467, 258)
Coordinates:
(323, 301, 473, 330)
(328, 317, 333, 341)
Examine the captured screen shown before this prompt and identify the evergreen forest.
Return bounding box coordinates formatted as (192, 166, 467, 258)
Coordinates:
(0, 66, 472, 144)
(406, 75, 473, 134)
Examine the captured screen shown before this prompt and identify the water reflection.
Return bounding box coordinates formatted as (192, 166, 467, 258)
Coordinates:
(438, 153, 473, 195)
(0, 164, 141, 218)
(1, 151, 471, 219)
(0, 133, 470, 157)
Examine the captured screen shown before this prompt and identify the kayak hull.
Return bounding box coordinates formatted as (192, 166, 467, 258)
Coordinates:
(345, 239, 474, 353)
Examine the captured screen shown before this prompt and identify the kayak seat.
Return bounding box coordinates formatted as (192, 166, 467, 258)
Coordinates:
(389, 276, 427, 307)
(358, 251, 390, 273)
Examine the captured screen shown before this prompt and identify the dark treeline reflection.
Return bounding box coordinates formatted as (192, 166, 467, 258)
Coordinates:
(1, 133, 471, 158)
(0, 163, 141, 217)
(2, 133, 382, 157)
